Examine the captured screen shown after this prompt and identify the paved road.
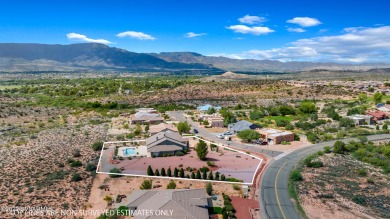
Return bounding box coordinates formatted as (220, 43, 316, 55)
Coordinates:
(259, 134, 390, 219)
(167, 111, 283, 157)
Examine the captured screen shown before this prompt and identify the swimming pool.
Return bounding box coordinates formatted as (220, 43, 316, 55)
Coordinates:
(125, 148, 136, 155)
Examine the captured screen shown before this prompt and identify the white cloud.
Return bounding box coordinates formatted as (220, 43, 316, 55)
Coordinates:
(66, 33, 113, 44)
(245, 47, 318, 61)
(227, 25, 274, 35)
(238, 15, 267, 24)
(220, 26, 390, 63)
(185, 32, 207, 38)
(287, 17, 322, 27)
(116, 31, 156, 40)
(287, 28, 306, 33)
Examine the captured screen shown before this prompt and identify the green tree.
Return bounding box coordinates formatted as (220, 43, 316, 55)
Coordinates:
(333, 141, 347, 154)
(279, 105, 296, 116)
(221, 174, 226, 181)
(215, 171, 220, 180)
(195, 140, 209, 161)
(220, 109, 236, 126)
(298, 102, 317, 114)
(358, 93, 368, 103)
(208, 171, 214, 180)
(376, 125, 380, 130)
(237, 129, 260, 142)
(134, 124, 142, 136)
(167, 180, 176, 189)
(174, 167, 179, 177)
(161, 168, 166, 176)
(196, 170, 201, 179)
(177, 121, 191, 134)
(167, 167, 172, 177)
(207, 107, 216, 115)
(140, 180, 152, 190)
(339, 117, 355, 128)
(383, 123, 388, 130)
(202, 170, 207, 179)
(191, 172, 195, 179)
(373, 92, 383, 104)
(144, 124, 149, 132)
(206, 182, 213, 195)
(154, 169, 160, 176)
(179, 168, 185, 178)
(147, 165, 154, 176)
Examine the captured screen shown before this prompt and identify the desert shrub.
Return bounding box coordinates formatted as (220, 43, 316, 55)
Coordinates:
(167, 180, 176, 189)
(71, 173, 82, 182)
(92, 141, 104, 151)
(290, 169, 303, 181)
(140, 180, 152, 190)
(358, 168, 367, 176)
(109, 168, 122, 178)
(70, 160, 82, 167)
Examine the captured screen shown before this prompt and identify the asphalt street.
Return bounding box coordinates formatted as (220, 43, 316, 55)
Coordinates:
(259, 134, 390, 219)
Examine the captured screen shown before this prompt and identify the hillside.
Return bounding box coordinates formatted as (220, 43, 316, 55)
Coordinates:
(0, 43, 219, 72)
(151, 52, 390, 72)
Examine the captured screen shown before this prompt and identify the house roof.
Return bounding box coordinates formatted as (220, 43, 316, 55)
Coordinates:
(346, 114, 372, 120)
(131, 112, 163, 122)
(149, 123, 178, 134)
(126, 189, 209, 219)
(367, 111, 386, 118)
(228, 120, 258, 132)
(146, 131, 188, 152)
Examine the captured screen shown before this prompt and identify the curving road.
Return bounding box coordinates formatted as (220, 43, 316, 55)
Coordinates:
(167, 111, 283, 157)
(259, 134, 390, 219)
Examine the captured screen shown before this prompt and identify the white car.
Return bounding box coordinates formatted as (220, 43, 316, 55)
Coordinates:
(217, 134, 224, 139)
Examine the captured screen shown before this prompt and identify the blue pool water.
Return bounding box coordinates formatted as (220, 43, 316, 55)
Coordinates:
(125, 148, 136, 155)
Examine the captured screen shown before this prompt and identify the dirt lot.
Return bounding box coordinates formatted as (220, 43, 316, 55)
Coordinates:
(297, 154, 390, 219)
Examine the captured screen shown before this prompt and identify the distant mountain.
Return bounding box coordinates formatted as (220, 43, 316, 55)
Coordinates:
(0, 43, 388, 73)
(150, 52, 390, 72)
(0, 43, 219, 72)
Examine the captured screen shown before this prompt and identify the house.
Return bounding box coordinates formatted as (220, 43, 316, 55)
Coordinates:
(366, 111, 388, 122)
(149, 123, 178, 135)
(197, 104, 221, 112)
(207, 116, 224, 128)
(345, 114, 373, 125)
(257, 128, 295, 145)
(145, 130, 189, 157)
(377, 104, 390, 112)
(228, 120, 260, 133)
(130, 108, 164, 125)
(118, 189, 210, 219)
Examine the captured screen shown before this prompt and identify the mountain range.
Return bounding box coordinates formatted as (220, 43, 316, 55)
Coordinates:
(0, 43, 388, 73)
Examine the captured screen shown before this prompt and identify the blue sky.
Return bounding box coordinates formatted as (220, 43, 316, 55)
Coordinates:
(0, 0, 389, 63)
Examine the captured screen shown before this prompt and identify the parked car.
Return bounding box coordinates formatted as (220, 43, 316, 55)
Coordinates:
(217, 134, 224, 139)
(224, 131, 232, 135)
(260, 141, 268, 145)
(193, 129, 199, 134)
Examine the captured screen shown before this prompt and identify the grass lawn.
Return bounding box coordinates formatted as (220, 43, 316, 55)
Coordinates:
(267, 115, 295, 122)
